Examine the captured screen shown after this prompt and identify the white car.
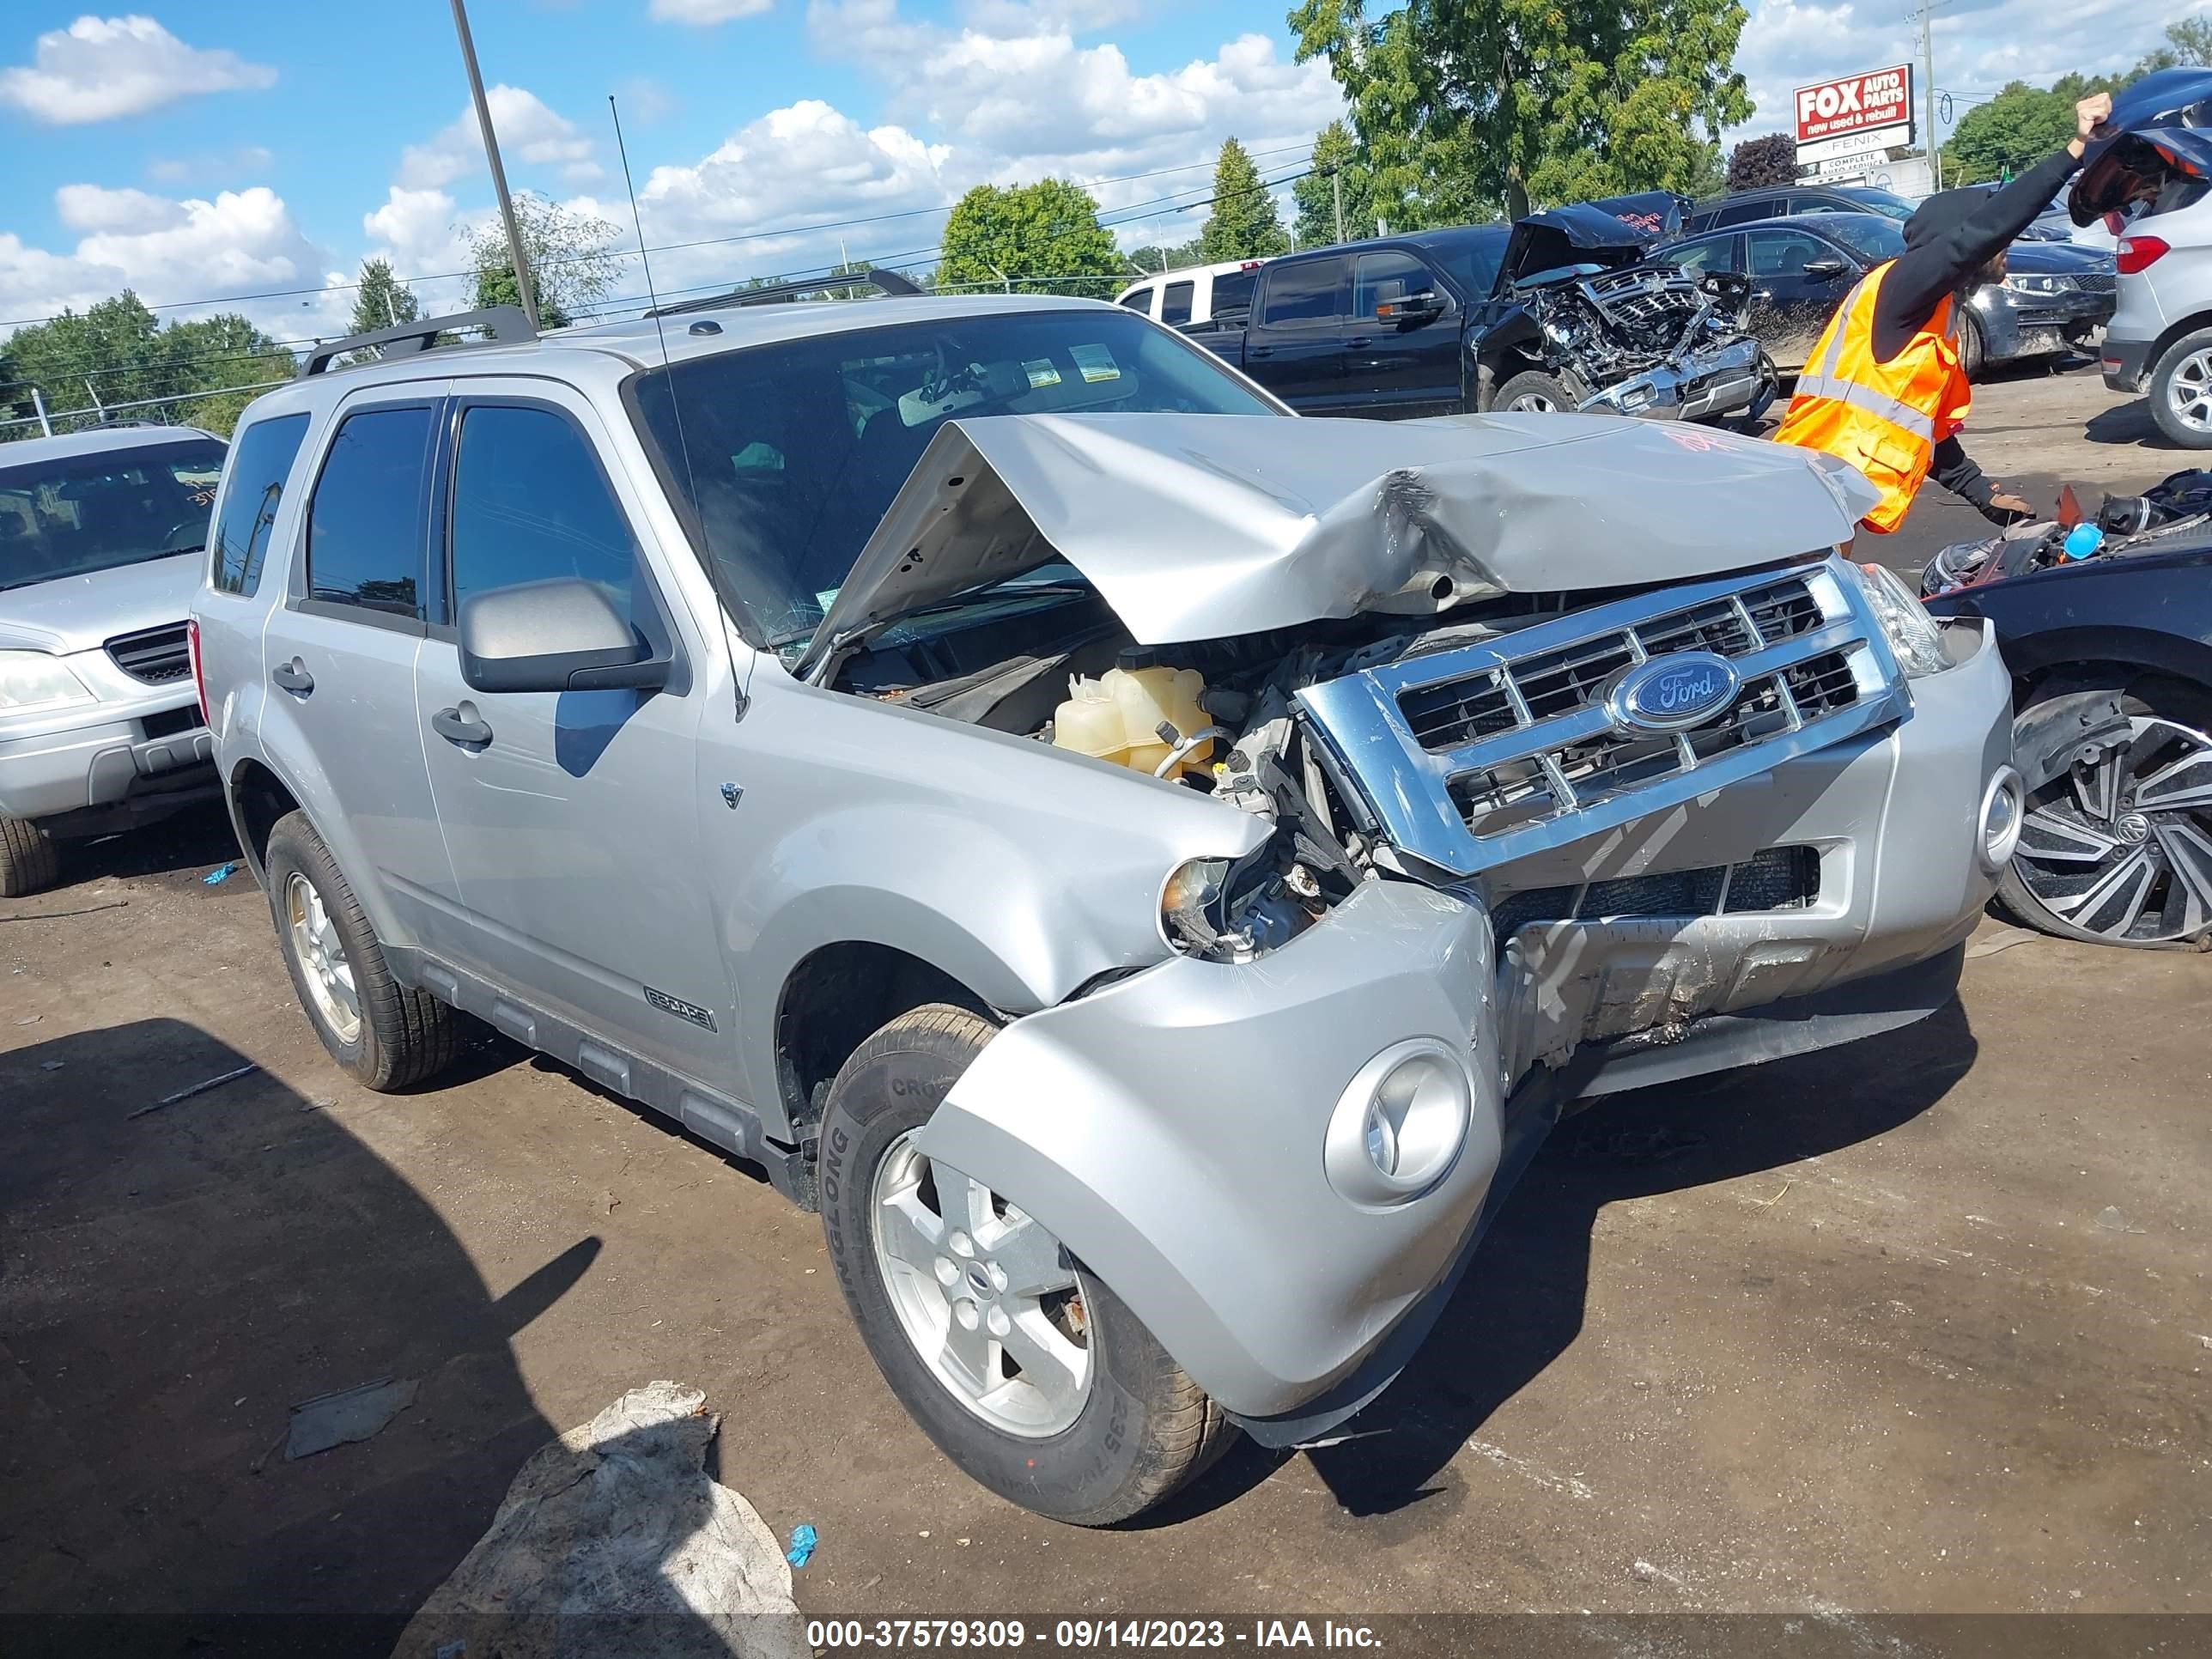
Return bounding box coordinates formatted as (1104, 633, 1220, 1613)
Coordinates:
(1115, 258, 1266, 329)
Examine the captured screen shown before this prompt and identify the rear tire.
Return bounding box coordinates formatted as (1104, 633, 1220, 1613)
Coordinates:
(0, 816, 60, 898)
(264, 811, 459, 1089)
(1493, 369, 1578, 414)
(819, 1004, 1235, 1524)
(2148, 327, 2212, 449)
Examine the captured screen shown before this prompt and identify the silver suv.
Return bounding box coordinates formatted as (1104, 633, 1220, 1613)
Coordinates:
(193, 294, 2018, 1523)
(1, 424, 226, 895)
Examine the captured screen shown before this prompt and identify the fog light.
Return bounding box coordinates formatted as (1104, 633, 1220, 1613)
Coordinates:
(1978, 766, 2024, 872)
(1326, 1038, 1472, 1207)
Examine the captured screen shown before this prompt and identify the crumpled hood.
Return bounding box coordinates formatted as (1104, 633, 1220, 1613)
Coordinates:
(799, 412, 1879, 677)
(1498, 204, 1662, 289)
(0, 552, 201, 655)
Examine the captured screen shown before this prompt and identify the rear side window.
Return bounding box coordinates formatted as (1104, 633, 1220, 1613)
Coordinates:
(1714, 197, 1777, 228)
(1212, 268, 1258, 313)
(1259, 258, 1346, 325)
(1160, 281, 1195, 326)
(210, 413, 309, 597)
(307, 405, 434, 619)
(449, 404, 640, 617)
(1119, 287, 1153, 313)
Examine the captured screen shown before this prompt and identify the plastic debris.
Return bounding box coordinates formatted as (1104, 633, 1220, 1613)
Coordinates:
(2061, 524, 2105, 562)
(40, 1060, 64, 1071)
(785, 1523, 817, 1569)
(286, 1376, 418, 1460)
(204, 861, 240, 885)
(393, 1381, 804, 1659)
(127, 1061, 259, 1120)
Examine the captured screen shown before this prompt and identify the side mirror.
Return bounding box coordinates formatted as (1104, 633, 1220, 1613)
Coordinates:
(1802, 256, 1850, 279)
(459, 577, 669, 695)
(1378, 291, 1445, 323)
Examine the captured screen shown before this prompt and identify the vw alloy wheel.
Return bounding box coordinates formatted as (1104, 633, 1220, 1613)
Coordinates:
(2012, 715, 2212, 944)
(868, 1129, 1091, 1437)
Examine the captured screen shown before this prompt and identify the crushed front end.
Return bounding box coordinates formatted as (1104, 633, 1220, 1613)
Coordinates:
(853, 412, 2012, 1441)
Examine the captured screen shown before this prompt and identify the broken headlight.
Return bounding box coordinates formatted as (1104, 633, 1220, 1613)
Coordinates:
(1160, 850, 1314, 963)
(1843, 559, 1950, 678)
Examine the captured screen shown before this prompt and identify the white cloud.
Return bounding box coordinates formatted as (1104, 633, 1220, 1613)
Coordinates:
(617, 76, 678, 125)
(649, 0, 774, 23)
(0, 15, 275, 125)
(398, 84, 599, 191)
(0, 185, 337, 345)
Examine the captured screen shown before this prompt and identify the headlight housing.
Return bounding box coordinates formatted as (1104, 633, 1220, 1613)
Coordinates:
(1160, 850, 1314, 962)
(2002, 272, 2076, 295)
(0, 651, 96, 714)
(1843, 560, 1950, 678)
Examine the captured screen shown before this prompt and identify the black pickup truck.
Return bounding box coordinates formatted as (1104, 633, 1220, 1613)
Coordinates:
(1189, 200, 1773, 423)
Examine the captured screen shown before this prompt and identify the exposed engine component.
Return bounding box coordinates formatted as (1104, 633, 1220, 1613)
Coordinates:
(1481, 203, 1771, 423)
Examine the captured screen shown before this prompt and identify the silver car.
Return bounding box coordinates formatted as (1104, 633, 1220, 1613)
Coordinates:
(2083, 125, 2212, 445)
(0, 425, 225, 895)
(192, 295, 2018, 1523)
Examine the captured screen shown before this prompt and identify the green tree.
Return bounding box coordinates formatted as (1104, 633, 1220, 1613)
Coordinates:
(1725, 132, 1798, 190)
(1198, 137, 1291, 261)
(1939, 74, 2125, 185)
(2131, 16, 2212, 75)
(465, 191, 622, 330)
(1292, 0, 1751, 223)
(1, 290, 295, 441)
(1293, 120, 1379, 245)
(349, 258, 419, 337)
(1125, 239, 1205, 274)
(938, 179, 1123, 295)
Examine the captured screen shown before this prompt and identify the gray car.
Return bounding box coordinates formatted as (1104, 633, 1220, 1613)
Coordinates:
(0, 424, 225, 895)
(192, 294, 2017, 1523)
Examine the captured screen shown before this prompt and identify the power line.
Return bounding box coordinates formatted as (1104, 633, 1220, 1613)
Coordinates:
(0, 141, 1316, 335)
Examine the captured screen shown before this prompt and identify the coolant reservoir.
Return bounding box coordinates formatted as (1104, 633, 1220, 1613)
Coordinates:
(1052, 651, 1212, 779)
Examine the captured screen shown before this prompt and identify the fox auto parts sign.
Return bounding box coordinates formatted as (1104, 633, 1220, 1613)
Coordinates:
(1794, 65, 1913, 144)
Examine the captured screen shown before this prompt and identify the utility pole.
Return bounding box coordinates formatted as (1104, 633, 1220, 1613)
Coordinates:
(1332, 169, 1345, 244)
(1919, 0, 1942, 191)
(449, 0, 540, 331)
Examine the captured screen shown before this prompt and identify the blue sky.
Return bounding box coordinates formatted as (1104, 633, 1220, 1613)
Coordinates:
(0, 1, 2185, 346)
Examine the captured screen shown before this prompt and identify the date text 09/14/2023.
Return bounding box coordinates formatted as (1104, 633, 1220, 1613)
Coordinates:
(804, 1620, 1385, 1649)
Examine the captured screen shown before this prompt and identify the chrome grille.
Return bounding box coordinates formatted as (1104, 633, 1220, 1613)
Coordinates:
(105, 623, 191, 685)
(1489, 846, 1820, 939)
(1295, 558, 1912, 878)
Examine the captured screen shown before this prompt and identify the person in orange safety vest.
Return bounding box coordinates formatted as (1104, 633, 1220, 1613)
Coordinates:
(1773, 91, 2114, 535)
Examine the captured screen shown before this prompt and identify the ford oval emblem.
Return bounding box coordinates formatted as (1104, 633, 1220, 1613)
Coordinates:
(1607, 651, 1741, 734)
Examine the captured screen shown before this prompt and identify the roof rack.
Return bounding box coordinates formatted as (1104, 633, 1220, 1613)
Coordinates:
(645, 268, 921, 319)
(299, 306, 538, 379)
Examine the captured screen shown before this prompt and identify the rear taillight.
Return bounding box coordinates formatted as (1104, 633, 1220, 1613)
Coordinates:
(2117, 234, 2170, 275)
(186, 617, 210, 727)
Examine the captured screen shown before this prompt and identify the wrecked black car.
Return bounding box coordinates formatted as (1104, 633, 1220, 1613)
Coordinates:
(1470, 200, 1775, 422)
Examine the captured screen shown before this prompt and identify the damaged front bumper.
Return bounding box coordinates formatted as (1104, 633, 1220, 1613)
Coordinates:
(1578, 335, 1768, 421)
(919, 622, 2013, 1441)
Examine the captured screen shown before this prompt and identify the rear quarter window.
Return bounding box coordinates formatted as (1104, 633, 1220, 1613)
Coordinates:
(306, 405, 435, 620)
(210, 413, 311, 598)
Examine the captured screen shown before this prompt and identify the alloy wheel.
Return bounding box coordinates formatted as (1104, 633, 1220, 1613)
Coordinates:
(284, 872, 362, 1042)
(2012, 716, 2212, 944)
(2166, 347, 2212, 437)
(1507, 392, 1559, 413)
(869, 1130, 1091, 1437)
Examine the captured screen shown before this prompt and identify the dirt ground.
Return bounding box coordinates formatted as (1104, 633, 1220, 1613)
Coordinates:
(3, 362, 2208, 1642)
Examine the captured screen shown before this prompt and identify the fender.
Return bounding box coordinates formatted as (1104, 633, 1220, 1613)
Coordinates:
(1471, 306, 1546, 408)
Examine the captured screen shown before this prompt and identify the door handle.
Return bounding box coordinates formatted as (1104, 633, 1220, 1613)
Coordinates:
(1247, 344, 1274, 359)
(270, 659, 313, 695)
(1345, 336, 1374, 349)
(432, 706, 493, 747)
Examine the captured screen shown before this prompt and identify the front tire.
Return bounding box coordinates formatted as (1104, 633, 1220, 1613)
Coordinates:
(0, 815, 60, 898)
(818, 1004, 1234, 1524)
(1493, 368, 1578, 414)
(1998, 678, 2212, 947)
(1958, 309, 1987, 380)
(2148, 327, 2212, 449)
(264, 811, 459, 1089)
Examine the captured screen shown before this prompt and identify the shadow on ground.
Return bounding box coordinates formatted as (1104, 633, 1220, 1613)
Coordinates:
(1159, 1000, 1980, 1524)
(50, 799, 243, 892)
(0, 1018, 619, 1655)
(2084, 395, 2174, 451)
